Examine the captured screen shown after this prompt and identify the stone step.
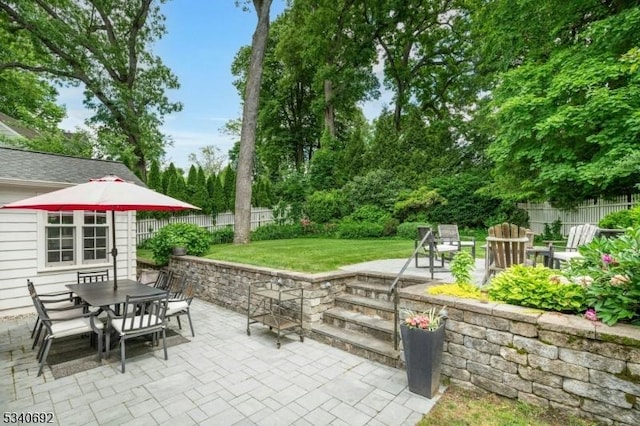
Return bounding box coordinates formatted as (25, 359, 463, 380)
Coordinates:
(322, 307, 394, 342)
(344, 281, 392, 302)
(310, 323, 400, 368)
(335, 294, 395, 320)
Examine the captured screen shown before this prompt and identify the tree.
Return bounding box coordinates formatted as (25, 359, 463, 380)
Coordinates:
(222, 165, 237, 212)
(4, 129, 94, 158)
(363, 0, 475, 131)
(188, 145, 227, 176)
(0, 0, 182, 179)
(479, 1, 640, 207)
(284, 0, 378, 138)
(0, 20, 65, 131)
(234, 0, 273, 244)
(147, 160, 162, 191)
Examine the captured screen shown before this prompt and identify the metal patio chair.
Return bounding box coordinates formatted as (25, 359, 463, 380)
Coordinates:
(106, 291, 169, 373)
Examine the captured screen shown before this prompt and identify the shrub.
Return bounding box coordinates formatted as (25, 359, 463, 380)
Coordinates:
(251, 223, 303, 241)
(305, 189, 349, 223)
(148, 223, 211, 266)
(382, 218, 400, 237)
(211, 226, 234, 244)
(564, 228, 640, 325)
(598, 205, 640, 229)
(396, 222, 431, 240)
(487, 265, 586, 313)
(341, 169, 405, 212)
(393, 187, 445, 222)
(346, 205, 391, 224)
(542, 218, 563, 241)
(450, 251, 475, 284)
(335, 221, 384, 239)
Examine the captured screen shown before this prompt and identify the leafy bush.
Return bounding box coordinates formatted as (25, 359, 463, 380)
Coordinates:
(542, 219, 563, 241)
(341, 170, 405, 212)
(487, 265, 586, 313)
(251, 223, 303, 241)
(564, 228, 640, 325)
(346, 205, 391, 224)
(393, 187, 446, 222)
(211, 226, 234, 244)
(598, 205, 640, 229)
(335, 221, 384, 239)
(305, 189, 349, 223)
(423, 172, 516, 228)
(148, 223, 211, 266)
(396, 222, 431, 240)
(450, 251, 475, 284)
(382, 218, 400, 237)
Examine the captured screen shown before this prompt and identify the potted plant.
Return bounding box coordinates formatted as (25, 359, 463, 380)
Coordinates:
(400, 306, 447, 398)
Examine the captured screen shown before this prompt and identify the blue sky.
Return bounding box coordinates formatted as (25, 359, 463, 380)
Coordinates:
(57, 1, 386, 171)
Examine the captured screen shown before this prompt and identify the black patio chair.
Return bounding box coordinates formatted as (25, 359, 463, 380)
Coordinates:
(166, 275, 199, 337)
(27, 280, 104, 377)
(77, 269, 110, 284)
(106, 291, 169, 373)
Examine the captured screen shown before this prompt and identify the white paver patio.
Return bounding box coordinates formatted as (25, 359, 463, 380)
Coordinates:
(1, 297, 445, 425)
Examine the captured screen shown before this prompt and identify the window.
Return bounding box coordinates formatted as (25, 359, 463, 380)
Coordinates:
(82, 211, 108, 263)
(44, 211, 110, 267)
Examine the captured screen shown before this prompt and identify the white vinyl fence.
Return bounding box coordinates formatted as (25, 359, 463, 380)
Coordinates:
(518, 194, 640, 236)
(136, 208, 274, 245)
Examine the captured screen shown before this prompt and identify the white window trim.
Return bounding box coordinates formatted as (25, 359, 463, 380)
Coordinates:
(37, 210, 113, 273)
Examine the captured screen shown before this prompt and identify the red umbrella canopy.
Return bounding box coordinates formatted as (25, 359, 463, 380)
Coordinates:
(2, 175, 199, 290)
(1, 175, 199, 211)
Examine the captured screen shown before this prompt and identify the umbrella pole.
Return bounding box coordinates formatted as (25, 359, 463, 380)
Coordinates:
(111, 210, 118, 290)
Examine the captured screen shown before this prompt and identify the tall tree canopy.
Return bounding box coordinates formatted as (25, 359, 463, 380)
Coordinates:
(477, 0, 640, 207)
(0, 0, 182, 179)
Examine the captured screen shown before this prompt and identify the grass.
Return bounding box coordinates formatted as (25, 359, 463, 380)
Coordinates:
(420, 385, 600, 426)
(138, 238, 416, 273)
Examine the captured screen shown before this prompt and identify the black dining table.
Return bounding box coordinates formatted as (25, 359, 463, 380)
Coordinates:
(66, 279, 167, 311)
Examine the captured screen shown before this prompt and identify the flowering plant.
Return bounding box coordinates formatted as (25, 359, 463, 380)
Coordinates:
(564, 227, 640, 325)
(402, 306, 447, 331)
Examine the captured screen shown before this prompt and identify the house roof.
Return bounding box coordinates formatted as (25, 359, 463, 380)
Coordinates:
(0, 112, 40, 140)
(0, 146, 145, 187)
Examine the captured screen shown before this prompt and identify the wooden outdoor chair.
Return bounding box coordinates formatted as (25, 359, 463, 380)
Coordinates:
(437, 224, 476, 258)
(482, 223, 530, 284)
(551, 224, 599, 268)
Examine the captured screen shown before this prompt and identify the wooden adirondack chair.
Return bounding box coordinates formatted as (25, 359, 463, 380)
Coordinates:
(482, 223, 530, 284)
(551, 224, 599, 268)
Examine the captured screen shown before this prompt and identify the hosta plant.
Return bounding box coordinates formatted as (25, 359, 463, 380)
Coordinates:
(487, 265, 586, 313)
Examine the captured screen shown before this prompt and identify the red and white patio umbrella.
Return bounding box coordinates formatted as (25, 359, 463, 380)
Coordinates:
(1, 175, 199, 289)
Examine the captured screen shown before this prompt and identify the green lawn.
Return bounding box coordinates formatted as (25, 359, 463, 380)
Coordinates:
(138, 238, 416, 273)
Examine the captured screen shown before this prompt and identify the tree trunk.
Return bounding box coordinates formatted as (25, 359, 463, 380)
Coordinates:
(234, 0, 272, 244)
(323, 79, 336, 138)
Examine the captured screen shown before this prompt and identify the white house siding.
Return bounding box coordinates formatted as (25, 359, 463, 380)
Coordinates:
(0, 184, 136, 316)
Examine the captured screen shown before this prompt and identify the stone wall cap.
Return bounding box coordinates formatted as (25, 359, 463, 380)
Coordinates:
(595, 322, 640, 348)
(538, 312, 596, 339)
(492, 304, 544, 323)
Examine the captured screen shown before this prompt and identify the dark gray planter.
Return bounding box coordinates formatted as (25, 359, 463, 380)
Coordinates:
(400, 321, 445, 398)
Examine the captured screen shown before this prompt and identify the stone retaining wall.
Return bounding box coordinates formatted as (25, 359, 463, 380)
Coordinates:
(160, 255, 425, 326)
(399, 284, 640, 426)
